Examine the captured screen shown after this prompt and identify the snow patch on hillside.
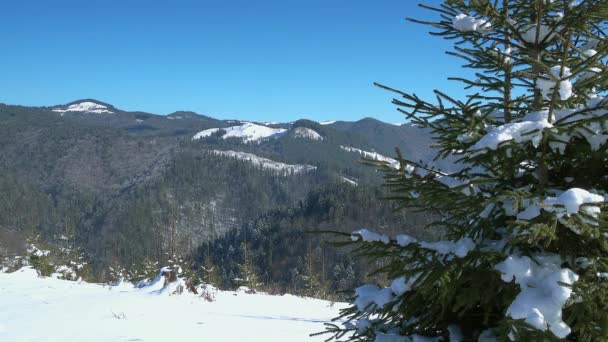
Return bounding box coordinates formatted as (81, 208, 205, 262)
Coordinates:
(340, 146, 397, 166)
(341, 176, 358, 186)
(193, 123, 287, 142)
(319, 121, 336, 125)
(212, 150, 317, 174)
(292, 127, 323, 141)
(53, 102, 114, 114)
(0, 267, 346, 341)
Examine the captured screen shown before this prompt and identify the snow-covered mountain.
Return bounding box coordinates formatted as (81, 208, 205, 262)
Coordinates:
(291, 127, 323, 141)
(52, 100, 115, 115)
(193, 122, 288, 142)
(192, 122, 326, 144)
(0, 99, 448, 284)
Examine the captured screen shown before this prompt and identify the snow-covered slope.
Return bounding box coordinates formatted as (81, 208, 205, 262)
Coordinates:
(340, 145, 397, 164)
(53, 101, 114, 114)
(213, 150, 317, 174)
(193, 123, 287, 142)
(340, 176, 358, 186)
(291, 127, 323, 141)
(0, 267, 346, 342)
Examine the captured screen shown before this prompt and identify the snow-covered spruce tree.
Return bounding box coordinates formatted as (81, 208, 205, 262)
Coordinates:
(322, 1, 608, 341)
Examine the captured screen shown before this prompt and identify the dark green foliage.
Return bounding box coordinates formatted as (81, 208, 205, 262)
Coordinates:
(195, 184, 436, 297)
(325, 0, 608, 341)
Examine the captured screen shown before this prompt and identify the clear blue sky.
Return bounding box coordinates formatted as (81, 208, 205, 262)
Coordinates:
(0, 0, 467, 123)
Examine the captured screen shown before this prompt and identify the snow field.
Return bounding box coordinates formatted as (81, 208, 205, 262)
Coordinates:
(0, 267, 347, 342)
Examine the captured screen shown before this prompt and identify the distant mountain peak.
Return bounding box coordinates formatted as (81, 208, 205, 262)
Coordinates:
(291, 127, 323, 141)
(167, 110, 216, 121)
(52, 99, 115, 115)
(319, 120, 336, 125)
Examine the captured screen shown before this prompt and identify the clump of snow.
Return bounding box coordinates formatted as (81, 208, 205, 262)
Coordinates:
(489, 47, 512, 64)
(419, 238, 476, 258)
(193, 122, 287, 142)
(469, 120, 553, 152)
(544, 188, 604, 219)
(396, 234, 417, 247)
(390, 275, 419, 296)
(211, 150, 317, 175)
(291, 127, 323, 141)
(352, 230, 475, 259)
(53, 101, 114, 114)
(353, 284, 394, 311)
(516, 201, 542, 221)
(537, 66, 573, 101)
(351, 229, 390, 244)
(26, 244, 50, 257)
(521, 24, 555, 44)
(452, 14, 491, 33)
(581, 49, 597, 60)
(495, 254, 579, 338)
(501, 188, 604, 229)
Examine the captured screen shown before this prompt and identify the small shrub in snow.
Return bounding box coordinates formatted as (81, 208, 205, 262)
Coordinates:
(199, 284, 218, 302)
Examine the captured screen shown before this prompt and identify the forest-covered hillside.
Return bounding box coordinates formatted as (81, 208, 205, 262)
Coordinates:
(0, 100, 440, 294)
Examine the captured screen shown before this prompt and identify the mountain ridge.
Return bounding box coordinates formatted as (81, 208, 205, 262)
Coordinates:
(0, 99, 443, 278)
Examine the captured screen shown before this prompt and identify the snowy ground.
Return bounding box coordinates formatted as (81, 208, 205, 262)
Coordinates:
(0, 268, 347, 342)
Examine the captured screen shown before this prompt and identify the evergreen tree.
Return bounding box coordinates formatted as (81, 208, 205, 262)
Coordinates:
(324, 1, 608, 341)
(200, 257, 222, 287)
(236, 242, 260, 290)
(300, 243, 326, 298)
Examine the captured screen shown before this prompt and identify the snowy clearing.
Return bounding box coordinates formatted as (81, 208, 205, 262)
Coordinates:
(291, 127, 323, 141)
(192, 122, 287, 142)
(340, 146, 398, 168)
(0, 268, 347, 342)
(211, 150, 317, 174)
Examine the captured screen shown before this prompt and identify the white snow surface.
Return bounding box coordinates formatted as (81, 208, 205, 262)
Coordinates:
(495, 254, 579, 338)
(469, 120, 553, 152)
(469, 96, 608, 155)
(292, 127, 323, 141)
(212, 150, 316, 174)
(521, 24, 555, 44)
(351, 229, 390, 244)
(319, 121, 336, 125)
(193, 122, 287, 142)
(544, 188, 604, 219)
(353, 284, 394, 311)
(0, 267, 347, 342)
(52, 101, 114, 114)
(419, 238, 476, 258)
